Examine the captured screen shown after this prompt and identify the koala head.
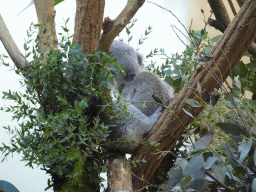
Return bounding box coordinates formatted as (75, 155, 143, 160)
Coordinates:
(109, 40, 144, 89)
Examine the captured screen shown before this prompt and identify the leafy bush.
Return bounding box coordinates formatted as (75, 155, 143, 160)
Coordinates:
(0, 22, 124, 191)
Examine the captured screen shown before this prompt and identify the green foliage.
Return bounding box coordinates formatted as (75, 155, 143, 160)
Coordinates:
(55, 0, 65, 5)
(165, 58, 256, 191)
(146, 29, 213, 92)
(143, 21, 256, 190)
(0, 22, 124, 191)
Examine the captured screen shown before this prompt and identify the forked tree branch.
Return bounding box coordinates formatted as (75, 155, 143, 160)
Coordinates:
(131, 0, 256, 190)
(98, 0, 145, 52)
(207, 0, 256, 60)
(207, 0, 231, 27)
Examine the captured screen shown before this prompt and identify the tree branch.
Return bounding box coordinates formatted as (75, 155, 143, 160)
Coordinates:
(34, 0, 58, 64)
(0, 14, 28, 71)
(131, 0, 256, 190)
(236, 0, 246, 7)
(73, 0, 105, 53)
(227, 0, 237, 16)
(207, 0, 231, 28)
(98, 0, 145, 52)
(207, 0, 256, 60)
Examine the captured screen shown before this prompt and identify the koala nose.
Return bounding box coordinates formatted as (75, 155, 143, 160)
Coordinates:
(127, 74, 136, 82)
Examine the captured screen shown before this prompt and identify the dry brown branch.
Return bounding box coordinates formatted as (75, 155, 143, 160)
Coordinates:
(73, 0, 105, 53)
(34, 0, 58, 64)
(98, 0, 145, 52)
(131, 0, 256, 190)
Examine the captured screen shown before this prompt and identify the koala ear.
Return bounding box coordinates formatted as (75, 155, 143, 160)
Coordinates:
(136, 52, 144, 71)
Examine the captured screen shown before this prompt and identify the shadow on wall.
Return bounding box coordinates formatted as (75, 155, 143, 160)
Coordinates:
(0, 180, 19, 192)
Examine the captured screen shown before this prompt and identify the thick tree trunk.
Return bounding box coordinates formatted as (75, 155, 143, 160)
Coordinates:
(72, 0, 105, 54)
(131, 0, 256, 190)
(34, 0, 58, 64)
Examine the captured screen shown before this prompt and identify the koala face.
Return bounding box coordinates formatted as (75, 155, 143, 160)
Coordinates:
(109, 40, 144, 89)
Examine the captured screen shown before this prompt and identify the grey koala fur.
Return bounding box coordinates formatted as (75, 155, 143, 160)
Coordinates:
(121, 71, 175, 116)
(108, 95, 164, 153)
(108, 41, 175, 153)
(109, 40, 144, 88)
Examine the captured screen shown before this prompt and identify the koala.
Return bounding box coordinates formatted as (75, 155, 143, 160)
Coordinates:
(121, 71, 175, 116)
(108, 72, 175, 153)
(109, 40, 144, 89)
(108, 96, 164, 153)
(107, 41, 175, 153)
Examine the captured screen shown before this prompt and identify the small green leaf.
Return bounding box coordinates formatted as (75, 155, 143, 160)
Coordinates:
(215, 123, 248, 137)
(168, 166, 183, 187)
(238, 139, 252, 163)
(183, 155, 204, 178)
(185, 99, 201, 107)
(204, 156, 220, 169)
(192, 132, 214, 150)
(211, 35, 222, 43)
(197, 82, 201, 93)
(234, 76, 241, 89)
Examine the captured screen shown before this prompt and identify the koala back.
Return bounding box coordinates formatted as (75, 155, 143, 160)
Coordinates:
(121, 71, 175, 116)
(109, 40, 144, 88)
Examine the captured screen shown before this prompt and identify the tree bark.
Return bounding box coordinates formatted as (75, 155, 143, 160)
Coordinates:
(98, 0, 145, 52)
(72, 0, 105, 54)
(207, 0, 256, 60)
(34, 0, 58, 64)
(0, 14, 27, 70)
(107, 156, 132, 192)
(131, 0, 256, 190)
(236, 0, 246, 7)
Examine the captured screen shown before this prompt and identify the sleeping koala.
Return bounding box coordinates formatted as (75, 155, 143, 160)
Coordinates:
(108, 41, 175, 153)
(109, 40, 144, 89)
(109, 72, 174, 153)
(121, 71, 175, 116)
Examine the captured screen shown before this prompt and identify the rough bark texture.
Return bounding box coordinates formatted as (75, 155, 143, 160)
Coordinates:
(131, 0, 256, 190)
(107, 156, 132, 192)
(34, 0, 58, 64)
(98, 0, 145, 52)
(72, 0, 105, 53)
